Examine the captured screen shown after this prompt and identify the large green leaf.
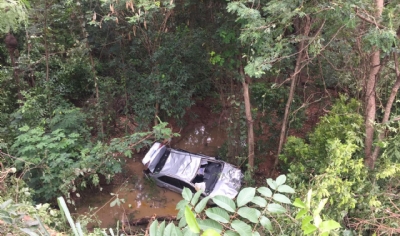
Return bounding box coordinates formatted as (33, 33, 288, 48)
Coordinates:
(236, 187, 255, 207)
(257, 187, 272, 198)
(212, 195, 236, 212)
(267, 203, 286, 214)
(191, 190, 203, 206)
(195, 196, 210, 213)
(272, 193, 292, 204)
(183, 228, 199, 236)
(185, 206, 200, 233)
(266, 179, 277, 190)
(319, 220, 341, 232)
(296, 209, 308, 219)
(198, 219, 223, 233)
(230, 220, 252, 236)
(251, 196, 267, 207)
(149, 220, 158, 236)
(202, 229, 221, 236)
(177, 207, 185, 220)
(237, 207, 260, 223)
(259, 216, 272, 231)
(183, 187, 194, 202)
(302, 222, 317, 235)
(277, 184, 295, 193)
(177, 199, 189, 210)
(205, 207, 230, 223)
(224, 231, 239, 236)
(179, 216, 187, 228)
(275, 175, 286, 186)
(293, 198, 306, 209)
(156, 221, 166, 236)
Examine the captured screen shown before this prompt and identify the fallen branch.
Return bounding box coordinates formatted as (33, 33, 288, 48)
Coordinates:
(127, 215, 177, 226)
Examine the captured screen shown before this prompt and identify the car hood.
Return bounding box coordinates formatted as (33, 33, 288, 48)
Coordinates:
(209, 163, 242, 199)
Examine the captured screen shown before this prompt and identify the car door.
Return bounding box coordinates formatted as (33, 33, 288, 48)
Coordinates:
(157, 175, 196, 194)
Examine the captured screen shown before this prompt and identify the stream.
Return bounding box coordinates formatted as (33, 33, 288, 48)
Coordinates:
(74, 122, 226, 228)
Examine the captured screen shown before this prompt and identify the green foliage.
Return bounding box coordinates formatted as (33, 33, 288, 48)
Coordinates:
(280, 97, 367, 218)
(5, 91, 177, 202)
(280, 96, 400, 233)
(149, 175, 340, 236)
(293, 190, 341, 235)
(0, 165, 65, 235)
(0, 0, 29, 33)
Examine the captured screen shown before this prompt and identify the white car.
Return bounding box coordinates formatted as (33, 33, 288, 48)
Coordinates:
(142, 142, 242, 199)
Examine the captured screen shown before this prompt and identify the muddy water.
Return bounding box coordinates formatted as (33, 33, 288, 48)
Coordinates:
(75, 122, 226, 228)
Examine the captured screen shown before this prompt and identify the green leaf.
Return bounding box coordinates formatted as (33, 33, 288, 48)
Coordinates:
(296, 209, 308, 219)
(224, 231, 239, 236)
(236, 187, 255, 207)
(252, 232, 260, 236)
(185, 206, 200, 233)
(183, 187, 193, 202)
(198, 219, 223, 233)
(266, 178, 277, 190)
(267, 203, 286, 214)
(259, 216, 272, 231)
(195, 196, 210, 213)
(183, 228, 198, 236)
(212, 195, 236, 212)
(277, 184, 295, 193)
(202, 229, 221, 236)
(149, 220, 158, 236)
(231, 220, 252, 236)
(205, 207, 230, 223)
(165, 222, 178, 236)
(157, 221, 166, 236)
(177, 207, 185, 220)
(257, 187, 272, 198)
(251, 196, 267, 207)
(293, 198, 306, 209)
(237, 207, 260, 223)
(191, 190, 203, 206)
(179, 216, 187, 228)
(177, 199, 189, 210)
(272, 193, 291, 204)
(110, 198, 117, 207)
(319, 220, 341, 232)
(275, 175, 286, 186)
(302, 223, 317, 235)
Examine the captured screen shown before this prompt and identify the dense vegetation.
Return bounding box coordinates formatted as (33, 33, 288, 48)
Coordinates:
(1, 0, 400, 235)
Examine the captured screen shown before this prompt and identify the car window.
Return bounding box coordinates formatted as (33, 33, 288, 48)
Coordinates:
(158, 176, 196, 193)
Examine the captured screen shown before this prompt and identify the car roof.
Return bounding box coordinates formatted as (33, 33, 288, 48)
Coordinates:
(158, 149, 203, 183)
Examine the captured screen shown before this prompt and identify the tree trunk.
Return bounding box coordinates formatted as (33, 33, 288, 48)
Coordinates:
(77, 1, 104, 136)
(369, 53, 400, 167)
(276, 15, 311, 167)
(364, 0, 384, 169)
(5, 33, 22, 101)
(240, 63, 255, 170)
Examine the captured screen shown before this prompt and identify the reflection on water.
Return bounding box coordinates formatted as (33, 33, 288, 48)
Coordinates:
(75, 159, 181, 228)
(173, 123, 226, 156)
(76, 122, 226, 228)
